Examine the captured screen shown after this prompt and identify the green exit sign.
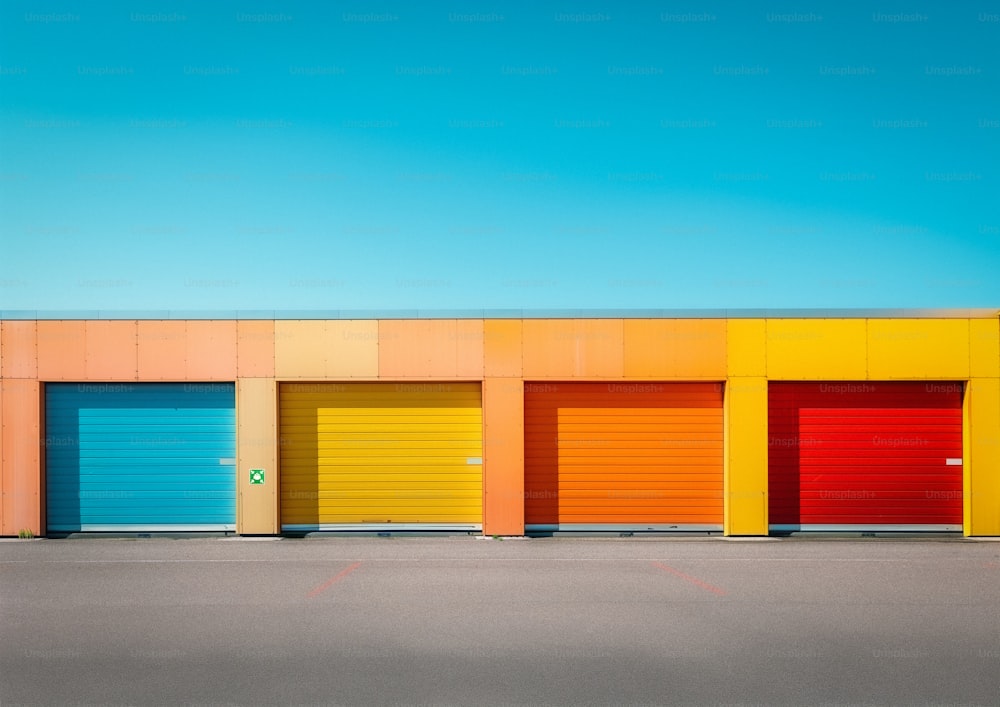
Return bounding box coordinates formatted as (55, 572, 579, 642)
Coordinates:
(249, 469, 265, 485)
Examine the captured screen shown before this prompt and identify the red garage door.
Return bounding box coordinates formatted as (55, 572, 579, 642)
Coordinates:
(769, 382, 964, 532)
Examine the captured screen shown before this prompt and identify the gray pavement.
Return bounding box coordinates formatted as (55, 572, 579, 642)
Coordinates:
(2, 536, 1000, 706)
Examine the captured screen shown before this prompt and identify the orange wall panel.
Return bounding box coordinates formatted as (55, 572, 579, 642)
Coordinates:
(1, 379, 41, 535)
(37, 321, 86, 380)
(186, 321, 238, 379)
(522, 319, 624, 378)
(624, 319, 727, 378)
(484, 319, 523, 377)
(237, 321, 276, 377)
(137, 321, 187, 380)
(482, 378, 524, 535)
(379, 320, 483, 378)
(85, 321, 137, 380)
(1, 321, 37, 379)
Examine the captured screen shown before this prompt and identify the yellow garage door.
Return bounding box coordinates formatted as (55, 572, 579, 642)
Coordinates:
(280, 382, 483, 531)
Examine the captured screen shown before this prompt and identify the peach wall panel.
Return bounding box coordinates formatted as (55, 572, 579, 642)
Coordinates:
(137, 321, 187, 380)
(379, 320, 461, 378)
(85, 321, 137, 380)
(325, 320, 378, 377)
(1, 379, 41, 535)
(274, 321, 327, 378)
(237, 377, 278, 534)
(37, 321, 86, 380)
(484, 320, 523, 377)
(237, 321, 276, 377)
(1, 321, 37, 379)
(186, 321, 238, 379)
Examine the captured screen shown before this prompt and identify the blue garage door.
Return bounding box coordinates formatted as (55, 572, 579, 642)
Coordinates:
(46, 383, 236, 532)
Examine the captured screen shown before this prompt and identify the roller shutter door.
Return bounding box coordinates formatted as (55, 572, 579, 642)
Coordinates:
(524, 382, 724, 531)
(45, 383, 236, 532)
(280, 382, 483, 531)
(768, 382, 964, 532)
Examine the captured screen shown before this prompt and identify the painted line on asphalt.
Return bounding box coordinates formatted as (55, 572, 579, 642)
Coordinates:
(306, 561, 362, 598)
(652, 561, 727, 596)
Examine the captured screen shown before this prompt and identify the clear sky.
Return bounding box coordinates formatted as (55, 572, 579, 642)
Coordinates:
(1, 1, 997, 312)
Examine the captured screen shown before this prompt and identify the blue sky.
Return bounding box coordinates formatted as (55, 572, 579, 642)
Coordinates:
(1, 1, 997, 311)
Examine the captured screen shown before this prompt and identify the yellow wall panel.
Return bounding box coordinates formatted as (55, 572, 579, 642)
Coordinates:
(766, 319, 867, 379)
(867, 319, 970, 379)
(237, 377, 278, 534)
(484, 320, 523, 377)
(522, 319, 624, 378)
(725, 377, 769, 535)
(1, 321, 37, 379)
(970, 319, 1000, 379)
(37, 321, 86, 380)
(137, 321, 187, 380)
(84, 321, 137, 380)
(482, 378, 524, 535)
(727, 319, 765, 378)
(967, 378, 1000, 536)
(624, 319, 727, 378)
(237, 321, 276, 378)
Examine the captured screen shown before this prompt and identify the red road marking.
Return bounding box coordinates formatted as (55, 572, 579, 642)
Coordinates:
(307, 561, 362, 598)
(652, 561, 727, 596)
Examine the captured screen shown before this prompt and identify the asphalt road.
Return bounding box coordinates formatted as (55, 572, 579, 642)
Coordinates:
(2, 536, 1000, 707)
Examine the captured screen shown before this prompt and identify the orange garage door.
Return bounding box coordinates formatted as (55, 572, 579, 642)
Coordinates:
(524, 382, 724, 531)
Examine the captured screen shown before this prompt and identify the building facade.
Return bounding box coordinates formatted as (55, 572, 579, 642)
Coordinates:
(1, 312, 998, 537)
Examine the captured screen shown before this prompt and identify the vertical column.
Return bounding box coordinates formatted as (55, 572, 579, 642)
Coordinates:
(967, 378, 1000, 536)
(482, 378, 524, 535)
(726, 319, 768, 536)
(237, 378, 278, 534)
(1, 379, 41, 536)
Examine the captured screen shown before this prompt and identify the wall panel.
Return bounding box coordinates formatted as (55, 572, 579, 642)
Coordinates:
(484, 320, 523, 377)
(237, 320, 276, 377)
(186, 321, 238, 379)
(624, 319, 726, 378)
(137, 321, 187, 380)
(766, 319, 867, 379)
(727, 319, 765, 378)
(37, 321, 87, 380)
(522, 319, 623, 378)
(1, 321, 37, 379)
(968, 377, 1000, 536)
(84, 321, 137, 380)
(867, 319, 970, 379)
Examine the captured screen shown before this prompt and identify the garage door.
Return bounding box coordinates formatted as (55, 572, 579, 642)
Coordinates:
(524, 382, 724, 532)
(279, 383, 483, 531)
(45, 383, 236, 532)
(769, 382, 964, 532)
